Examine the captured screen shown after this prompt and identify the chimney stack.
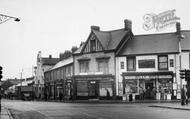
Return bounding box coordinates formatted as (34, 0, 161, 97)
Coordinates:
(124, 19, 132, 31)
(59, 53, 64, 61)
(91, 25, 100, 31)
(49, 55, 52, 59)
(176, 22, 181, 36)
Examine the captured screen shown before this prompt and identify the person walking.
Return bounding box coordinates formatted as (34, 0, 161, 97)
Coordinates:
(106, 88, 110, 100)
(59, 92, 63, 101)
(181, 86, 186, 105)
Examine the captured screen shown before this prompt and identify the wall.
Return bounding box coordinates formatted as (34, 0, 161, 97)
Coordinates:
(116, 54, 177, 96)
(74, 52, 115, 75)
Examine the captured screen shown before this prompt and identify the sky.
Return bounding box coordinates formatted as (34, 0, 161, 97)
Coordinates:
(0, 0, 190, 80)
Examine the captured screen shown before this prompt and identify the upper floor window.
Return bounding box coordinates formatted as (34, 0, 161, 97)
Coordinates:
(97, 59, 109, 74)
(169, 59, 174, 67)
(120, 62, 125, 69)
(66, 65, 72, 77)
(79, 60, 89, 73)
(138, 59, 155, 68)
(90, 39, 96, 52)
(127, 57, 136, 71)
(158, 55, 168, 70)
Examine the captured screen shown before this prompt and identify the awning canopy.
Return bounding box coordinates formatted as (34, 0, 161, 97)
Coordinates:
(122, 71, 174, 80)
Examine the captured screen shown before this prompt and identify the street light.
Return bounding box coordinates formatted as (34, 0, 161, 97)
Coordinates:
(0, 14, 20, 24)
(0, 13, 20, 113)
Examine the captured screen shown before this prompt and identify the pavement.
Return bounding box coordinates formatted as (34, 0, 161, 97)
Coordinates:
(1, 106, 13, 119)
(149, 102, 190, 111)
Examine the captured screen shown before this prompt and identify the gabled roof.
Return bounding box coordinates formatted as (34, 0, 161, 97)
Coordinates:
(74, 29, 130, 54)
(42, 57, 60, 65)
(93, 29, 129, 50)
(118, 32, 180, 56)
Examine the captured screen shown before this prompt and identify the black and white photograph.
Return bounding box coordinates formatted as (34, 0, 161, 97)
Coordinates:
(0, 0, 190, 119)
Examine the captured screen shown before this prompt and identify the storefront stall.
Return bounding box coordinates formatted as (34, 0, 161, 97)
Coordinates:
(122, 71, 174, 100)
(73, 74, 115, 100)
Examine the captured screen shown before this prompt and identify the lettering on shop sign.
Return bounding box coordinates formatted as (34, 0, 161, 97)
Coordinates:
(124, 75, 172, 79)
(143, 9, 180, 31)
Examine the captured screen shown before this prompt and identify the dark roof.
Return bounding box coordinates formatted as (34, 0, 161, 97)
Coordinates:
(74, 29, 130, 54)
(74, 43, 85, 54)
(42, 58, 60, 65)
(118, 32, 180, 56)
(93, 29, 129, 50)
(181, 30, 190, 51)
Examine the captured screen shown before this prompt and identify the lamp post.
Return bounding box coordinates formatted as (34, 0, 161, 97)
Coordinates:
(0, 13, 20, 113)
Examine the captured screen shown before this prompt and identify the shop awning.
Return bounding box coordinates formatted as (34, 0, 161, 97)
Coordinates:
(73, 74, 114, 79)
(122, 71, 174, 80)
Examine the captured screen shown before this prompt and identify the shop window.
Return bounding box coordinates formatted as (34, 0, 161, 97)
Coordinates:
(169, 59, 174, 67)
(77, 81, 88, 96)
(127, 57, 136, 71)
(138, 59, 155, 68)
(97, 59, 109, 74)
(158, 55, 168, 70)
(79, 61, 89, 73)
(120, 62, 124, 69)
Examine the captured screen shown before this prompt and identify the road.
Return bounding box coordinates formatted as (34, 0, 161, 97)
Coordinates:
(1, 99, 190, 119)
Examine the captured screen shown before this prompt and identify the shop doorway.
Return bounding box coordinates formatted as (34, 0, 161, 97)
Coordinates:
(145, 82, 153, 90)
(89, 81, 98, 98)
(145, 82, 154, 99)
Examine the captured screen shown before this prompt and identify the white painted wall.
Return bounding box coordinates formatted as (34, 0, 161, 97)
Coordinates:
(116, 54, 178, 96)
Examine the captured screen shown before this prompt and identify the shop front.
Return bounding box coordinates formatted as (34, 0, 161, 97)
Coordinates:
(122, 71, 174, 100)
(73, 74, 115, 100)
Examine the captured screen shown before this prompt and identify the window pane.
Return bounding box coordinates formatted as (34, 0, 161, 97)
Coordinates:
(169, 59, 174, 67)
(120, 62, 124, 69)
(90, 40, 96, 52)
(159, 56, 167, 62)
(159, 63, 168, 69)
(98, 60, 108, 74)
(80, 61, 89, 73)
(127, 57, 135, 71)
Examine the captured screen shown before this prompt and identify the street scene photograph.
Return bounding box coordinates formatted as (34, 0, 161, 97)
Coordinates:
(0, 0, 190, 119)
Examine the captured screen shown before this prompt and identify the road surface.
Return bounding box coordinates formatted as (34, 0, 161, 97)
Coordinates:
(1, 99, 190, 119)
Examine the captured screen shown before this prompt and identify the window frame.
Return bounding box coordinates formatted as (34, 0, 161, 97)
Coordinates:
(79, 60, 89, 73)
(120, 61, 125, 69)
(169, 59, 174, 67)
(158, 55, 168, 70)
(127, 56, 136, 71)
(97, 59, 109, 74)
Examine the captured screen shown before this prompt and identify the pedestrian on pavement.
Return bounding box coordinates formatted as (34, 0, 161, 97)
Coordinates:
(181, 86, 186, 105)
(139, 87, 144, 100)
(106, 88, 110, 100)
(59, 92, 63, 101)
(184, 86, 188, 105)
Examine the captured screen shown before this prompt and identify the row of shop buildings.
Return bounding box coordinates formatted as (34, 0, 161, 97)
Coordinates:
(34, 19, 190, 101)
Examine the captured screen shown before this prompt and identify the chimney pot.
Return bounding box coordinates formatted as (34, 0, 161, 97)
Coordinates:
(49, 55, 52, 59)
(124, 19, 132, 30)
(91, 26, 100, 31)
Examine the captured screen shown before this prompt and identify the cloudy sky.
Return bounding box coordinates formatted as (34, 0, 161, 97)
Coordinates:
(0, 0, 189, 79)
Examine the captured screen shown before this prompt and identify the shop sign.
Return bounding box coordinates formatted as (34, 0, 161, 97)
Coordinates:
(158, 75, 172, 79)
(124, 75, 172, 79)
